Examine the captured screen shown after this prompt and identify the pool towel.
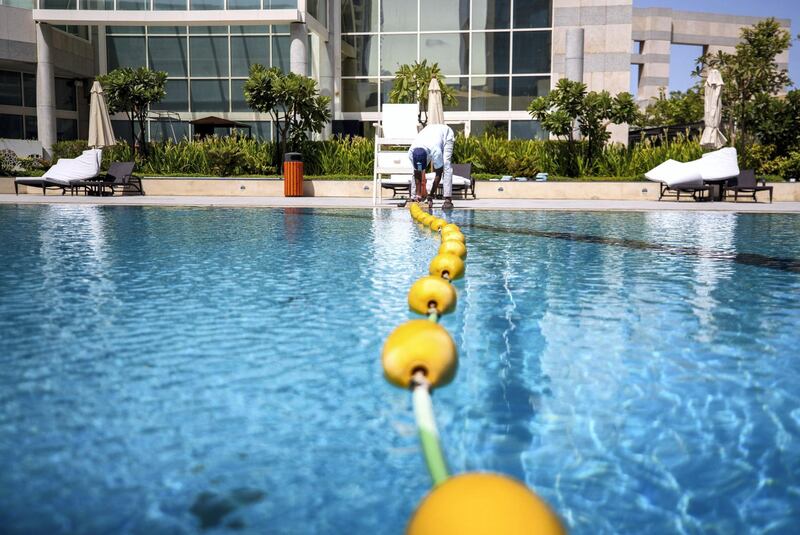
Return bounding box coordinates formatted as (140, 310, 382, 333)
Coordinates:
(43, 149, 102, 185)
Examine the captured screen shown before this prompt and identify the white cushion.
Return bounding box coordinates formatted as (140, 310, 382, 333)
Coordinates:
(43, 148, 101, 183)
(381, 176, 411, 186)
(645, 159, 704, 188)
(425, 172, 469, 186)
(697, 147, 739, 181)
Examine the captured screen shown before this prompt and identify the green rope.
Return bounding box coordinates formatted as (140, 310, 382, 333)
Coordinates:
(418, 423, 449, 486)
(412, 376, 450, 487)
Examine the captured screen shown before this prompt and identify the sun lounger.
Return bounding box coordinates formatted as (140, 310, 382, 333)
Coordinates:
(646, 147, 739, 201)
(451, 163, 475, 199)
(723, 169, 773, 203)
(77, 162, 143, 196)
(14, 149, 102, 195)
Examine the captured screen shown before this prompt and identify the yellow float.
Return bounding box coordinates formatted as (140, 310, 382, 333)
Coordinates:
(429, 253, 465, 280)
(441, 229, 465, 244)
(438, 239, 467, 259)
(441, 223, 460, 234)
(382, 320, 457, 389)
(408, 276, 457, 316)
(407, 473, 566, 535)
(428, 218, 446, 231)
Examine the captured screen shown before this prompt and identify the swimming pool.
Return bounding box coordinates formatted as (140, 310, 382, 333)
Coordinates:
(0, 205, 798, 534)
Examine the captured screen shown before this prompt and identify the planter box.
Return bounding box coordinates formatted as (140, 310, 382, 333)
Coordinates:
(5, 176, 800, 201)
(140, 177, 374, 197)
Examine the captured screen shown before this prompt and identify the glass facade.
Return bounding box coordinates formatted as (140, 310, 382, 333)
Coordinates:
(106, 25, 295, 140)
(341, 0, 551, 139)
(36, 0, 297, 9)
(0, 70, 78, 140)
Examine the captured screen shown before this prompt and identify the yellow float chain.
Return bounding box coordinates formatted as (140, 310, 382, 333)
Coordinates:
(381, 203, 467, 487)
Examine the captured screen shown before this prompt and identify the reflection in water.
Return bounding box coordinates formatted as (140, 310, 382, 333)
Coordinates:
(644, 211, 736, 339)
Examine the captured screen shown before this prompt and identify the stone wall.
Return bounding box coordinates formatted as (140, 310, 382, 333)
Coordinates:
(632, 8, 791, 104)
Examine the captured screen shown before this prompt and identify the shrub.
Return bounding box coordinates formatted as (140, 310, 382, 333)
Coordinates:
(0, 149, 20, 176)
(52, 140, 89, 163)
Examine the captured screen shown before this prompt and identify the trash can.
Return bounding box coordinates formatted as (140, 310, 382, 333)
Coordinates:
(283, 152, 303, 197)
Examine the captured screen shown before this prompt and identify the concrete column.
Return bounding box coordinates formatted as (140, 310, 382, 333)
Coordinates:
(565, 28, 585, 84)
(98, 25, 108, 75)
(36, 22, 57, 160)
(637, 39, 671, 104)
(290, 22, 308, 76)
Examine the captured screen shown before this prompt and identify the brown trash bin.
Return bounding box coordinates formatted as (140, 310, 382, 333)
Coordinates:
(283, 152, 303, 197)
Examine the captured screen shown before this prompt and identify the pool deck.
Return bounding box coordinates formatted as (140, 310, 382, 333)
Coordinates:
(2, 194, 800, 213)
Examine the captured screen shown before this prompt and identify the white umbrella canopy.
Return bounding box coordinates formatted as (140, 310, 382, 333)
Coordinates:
(88, 80, 116, 149)
(426, 78, 445, 125)
(700, 68, 727, 150)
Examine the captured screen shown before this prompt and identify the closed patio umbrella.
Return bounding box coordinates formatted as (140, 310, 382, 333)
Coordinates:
(88, 81, 116, 149)
(426, 78, 445, 126)
(700, 69, 726, 150)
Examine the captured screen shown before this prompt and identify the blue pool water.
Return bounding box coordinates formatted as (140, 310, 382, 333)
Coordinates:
(1, 205, 799, 534)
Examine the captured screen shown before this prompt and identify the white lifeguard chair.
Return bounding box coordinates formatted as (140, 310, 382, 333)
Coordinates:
(373, 103, 419, 205)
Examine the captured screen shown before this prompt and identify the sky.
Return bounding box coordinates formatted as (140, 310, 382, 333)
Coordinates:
(632, 0, 800, 93)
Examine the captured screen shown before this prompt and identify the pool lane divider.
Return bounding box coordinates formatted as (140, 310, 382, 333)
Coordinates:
(380, 203, 567, 535)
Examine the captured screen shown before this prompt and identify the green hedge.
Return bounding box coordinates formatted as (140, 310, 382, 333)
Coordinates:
(46, 134, 795, 180)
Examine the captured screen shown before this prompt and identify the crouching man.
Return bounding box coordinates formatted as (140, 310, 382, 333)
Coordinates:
(408, 123, 455, 210)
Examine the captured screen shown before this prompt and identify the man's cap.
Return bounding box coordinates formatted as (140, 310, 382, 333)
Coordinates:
(412, 148, 428, 171)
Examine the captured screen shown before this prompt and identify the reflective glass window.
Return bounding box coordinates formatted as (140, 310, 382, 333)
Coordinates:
(471, 120, 507, 138)
(341, 79, 378, 112)
(107, 26, 145, 34)
(271, 36, 291, 72)
(511, 76, 549, 110)
(342, 35, 377, 77)
(470, 77, 508, 111)
(231, 79, 250, 112)
(190, 80, 230, 112)
(149, 27, 186, 35)
(82, 0, 113, 9)
(472, 0, 510, 29)
(471, 32, 509, 75)
(510, 120, 545, 140)
(512, 31, 551, 74)
(420, 0, 468, 31)
(380, 34, 416, 76)
(23, 74, 36, 108)
(149, 38, 188, 77)
(190, 0, 223, 9)
(341, 0, 378, 33)
(154, 0, 186, 9)
(25, 116, 37, 140)
(381, 0, 416, 32)
(231, 26, 270, 34)
(190, 26, 228, 34)
(228, 0, 260, 8)
(150, 121, 190, 142)
(239, 121, 272, 140)
(0, 71, 22, 107)
(267, 0, 296, 6)
(419, 33, 469, 76)
(231, 36, 268, 77)
(107, 36, 146, 70)
(0, 114, 23, 139)
(190, 37, 229, 77)
(444, 77, 468, 111)
(308, 0, 327, 26)
(56, 118, 78, 141)
(41, 0, 75, 8)
(513, 0, 551, 28)
(152, 79, 189, 111)
(116, 0, 148, 9)
(55, 78, 77, 111)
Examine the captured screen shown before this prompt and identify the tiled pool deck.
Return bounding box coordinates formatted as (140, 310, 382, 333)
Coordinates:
(2, 194, 800, 213)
